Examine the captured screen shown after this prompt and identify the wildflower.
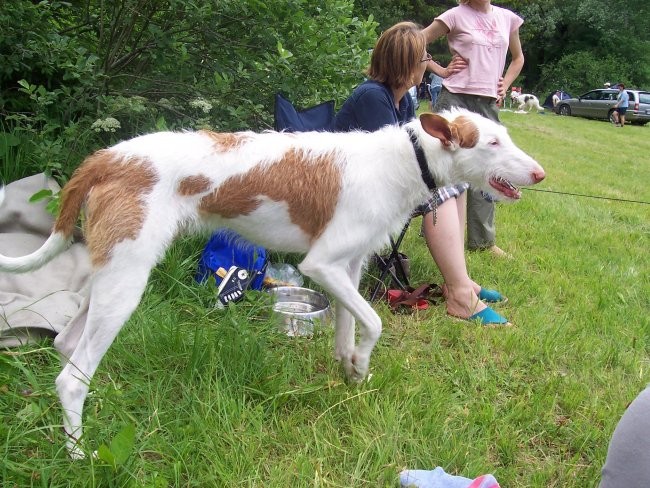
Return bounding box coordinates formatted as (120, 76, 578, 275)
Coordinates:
(91, 117, 121, 133)
(190, 98, 213, 113)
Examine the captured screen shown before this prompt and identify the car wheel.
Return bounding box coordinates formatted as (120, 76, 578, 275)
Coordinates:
(559, 104, 571, 116)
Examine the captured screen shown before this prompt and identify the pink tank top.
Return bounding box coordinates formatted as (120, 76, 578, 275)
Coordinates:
(436, 4, 523, 98)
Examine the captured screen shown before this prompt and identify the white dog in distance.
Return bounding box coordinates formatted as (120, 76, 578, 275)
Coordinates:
(0, 109, 545, 458)
(511, 92, 545, 112)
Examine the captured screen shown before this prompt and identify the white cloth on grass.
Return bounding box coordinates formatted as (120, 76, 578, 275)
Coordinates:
(0, 173, 91, 347)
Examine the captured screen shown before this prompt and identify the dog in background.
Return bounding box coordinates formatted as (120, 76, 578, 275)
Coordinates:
(0, 109, 545, 458)
(511, 91, 545, 112)
(507, 86, 522, 109)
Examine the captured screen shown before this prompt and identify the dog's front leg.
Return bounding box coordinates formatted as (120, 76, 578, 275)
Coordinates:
(299, 255, 381, 383)
(333, 257, 364, 362)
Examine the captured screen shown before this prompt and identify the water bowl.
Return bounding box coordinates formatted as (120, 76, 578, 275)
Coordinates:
(266, 286, 332, 336)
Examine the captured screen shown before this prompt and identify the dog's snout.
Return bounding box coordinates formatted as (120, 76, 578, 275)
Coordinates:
(532, 169, 546, 183)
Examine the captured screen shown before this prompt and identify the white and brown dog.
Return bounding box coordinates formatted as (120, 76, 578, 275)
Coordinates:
(0, 109, 545, 458)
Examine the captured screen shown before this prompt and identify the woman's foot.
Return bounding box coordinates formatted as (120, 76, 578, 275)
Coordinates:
(487, 245, 510, 258)
(441, 283, 487, 319)
(442, 283, 510, 325)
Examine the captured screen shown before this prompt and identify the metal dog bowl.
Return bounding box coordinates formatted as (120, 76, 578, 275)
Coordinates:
(266, 286, 332, 336)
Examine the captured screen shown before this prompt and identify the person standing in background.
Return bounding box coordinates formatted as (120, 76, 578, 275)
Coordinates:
(612, 83, 629, 127)
(552, 90, 561, 108)
(422, 0, 525, 256)
(428, 72, 443, 110)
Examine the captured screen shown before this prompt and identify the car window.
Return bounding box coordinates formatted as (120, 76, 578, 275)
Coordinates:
(638, 92, 650, 104)
(600, 92, 616, 101)
(581, 91, 600, 100)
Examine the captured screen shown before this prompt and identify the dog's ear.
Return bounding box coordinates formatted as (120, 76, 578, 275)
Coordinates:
(419, 113, 453, 148)
(449, 115, 479, 148)
(420, 113, 479, 149)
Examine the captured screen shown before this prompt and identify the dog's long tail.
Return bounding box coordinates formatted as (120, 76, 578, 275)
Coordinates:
(0, 154, 103, 273)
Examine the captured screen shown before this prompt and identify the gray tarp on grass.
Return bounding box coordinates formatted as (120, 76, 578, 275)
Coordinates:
(0, 173, 91, 347)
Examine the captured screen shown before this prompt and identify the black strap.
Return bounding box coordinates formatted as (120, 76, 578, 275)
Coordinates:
(406, 127, 437, 192)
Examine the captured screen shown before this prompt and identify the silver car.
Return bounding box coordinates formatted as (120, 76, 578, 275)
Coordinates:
(555, 88, 650, 125)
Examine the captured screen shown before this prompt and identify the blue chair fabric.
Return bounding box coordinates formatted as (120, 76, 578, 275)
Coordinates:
(274, 93, 335, 132)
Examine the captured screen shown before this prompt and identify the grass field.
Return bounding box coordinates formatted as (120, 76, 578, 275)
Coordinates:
(1, 110, 649, 487)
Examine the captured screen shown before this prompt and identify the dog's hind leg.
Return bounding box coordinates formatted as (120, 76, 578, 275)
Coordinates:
(54, 288, 90, 365)
(333, 257, 364, 363)
(55, 258, 154, 458)
(299, 253, 380, 383)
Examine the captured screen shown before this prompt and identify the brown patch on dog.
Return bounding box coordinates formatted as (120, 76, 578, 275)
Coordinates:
(200, 131, 250, 152)
(199, 148, 341, 240)
(178, 174, 211, 196)
(449, 116, 479, 148)
(55, 150, 158, 267)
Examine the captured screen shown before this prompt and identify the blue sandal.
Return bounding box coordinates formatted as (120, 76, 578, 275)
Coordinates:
(468, 307, 511, 326)
(478, 287, 508, 304)
(450, 306, 512, 327)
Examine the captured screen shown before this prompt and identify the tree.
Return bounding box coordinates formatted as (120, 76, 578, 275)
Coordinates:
(0, 0, 377, 179)
(517, 0, 650, 92)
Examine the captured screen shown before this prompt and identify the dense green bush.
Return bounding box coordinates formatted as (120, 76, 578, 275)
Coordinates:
(536, 51, 632, 95)
(0, 0, 377, 183)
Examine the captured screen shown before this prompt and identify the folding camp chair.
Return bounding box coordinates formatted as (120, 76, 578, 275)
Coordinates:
(273, 93, 416, 301)
(368, 220, 413, 301)
(366, 207, 430, 302)
(274, 92, 335, 132)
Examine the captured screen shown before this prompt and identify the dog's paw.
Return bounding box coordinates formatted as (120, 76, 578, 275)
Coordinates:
(342, 352, 369, 384)
(334, 345, 353, 363)
(67, 444, 86, 460)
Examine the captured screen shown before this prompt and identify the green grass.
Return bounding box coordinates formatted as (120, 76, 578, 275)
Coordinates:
(1, 112, 649, 487)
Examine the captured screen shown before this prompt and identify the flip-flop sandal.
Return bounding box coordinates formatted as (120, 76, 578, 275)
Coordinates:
(478, 287, 509, 304)
(405, 283, 445, 306)
(419, 283, 444, 305)
(449, 306, 513, 327)
(387, 289, 429, 311)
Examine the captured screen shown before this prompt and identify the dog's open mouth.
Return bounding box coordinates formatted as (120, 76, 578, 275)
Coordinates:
(489, 176, 521, 199)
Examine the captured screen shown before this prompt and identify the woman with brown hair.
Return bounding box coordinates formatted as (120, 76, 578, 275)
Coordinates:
(334, 22, 509, 326)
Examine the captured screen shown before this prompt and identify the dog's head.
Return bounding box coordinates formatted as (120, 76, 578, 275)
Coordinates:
(417, 110, 545, 201)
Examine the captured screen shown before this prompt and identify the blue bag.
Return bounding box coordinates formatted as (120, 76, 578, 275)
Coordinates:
(196, 230, 268, 290)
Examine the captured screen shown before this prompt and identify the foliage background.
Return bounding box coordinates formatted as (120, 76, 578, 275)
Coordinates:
(0, 0, 376, 181)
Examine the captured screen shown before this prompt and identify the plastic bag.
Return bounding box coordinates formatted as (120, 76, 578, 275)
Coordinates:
(265, 262, 304, 287)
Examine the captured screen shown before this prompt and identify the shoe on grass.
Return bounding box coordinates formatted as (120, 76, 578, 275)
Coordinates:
(449, 306, 512, 327)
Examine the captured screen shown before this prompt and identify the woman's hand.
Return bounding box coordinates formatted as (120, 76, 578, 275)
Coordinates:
(496, 77, 507, 104)
(444, 54, 468, 77)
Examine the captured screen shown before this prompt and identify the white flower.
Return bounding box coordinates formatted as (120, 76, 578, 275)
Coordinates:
(190, 98, 213, 113)
(91, 117, 121, 133)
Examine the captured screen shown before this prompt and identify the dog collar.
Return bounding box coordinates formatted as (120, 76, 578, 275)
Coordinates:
(406, 127, 437, 192)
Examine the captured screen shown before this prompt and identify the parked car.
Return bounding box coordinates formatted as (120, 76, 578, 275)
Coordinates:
(555, 88, 650, 125)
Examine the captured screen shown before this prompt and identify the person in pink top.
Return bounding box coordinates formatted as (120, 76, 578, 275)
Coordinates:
(422, 0, 525, 257)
